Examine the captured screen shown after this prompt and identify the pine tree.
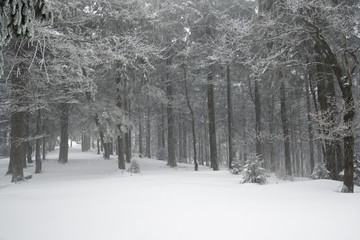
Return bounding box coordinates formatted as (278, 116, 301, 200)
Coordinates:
(127, 160, 141, 174)
(241, 153, 267, 185)
(0, 0, 51, 76)
(230, 161, 244, 175)
(311, 162, 329, 180)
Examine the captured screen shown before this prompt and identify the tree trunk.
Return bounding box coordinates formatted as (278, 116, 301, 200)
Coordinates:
(9, 111, 25, 181)
(166, 76, 176, 167)
(25, 112, 33, 164)
(204, 116, 209, 166)
(315, 51, 338, 179)
(207, 71, 218, 171)
(42, 116, 47, 160)
(280, 78, 292, 177)
(117, 136, 125, 170)
(183, 64, 198, 171)
(146, 107, 151, 158)
(178, 122, 183, 162)
(138, 114, 143, 157)
(35, 108, 42, 174)
(182, 126, 187, 163)
(81, 133, 91, 152)
(157, 114, 162, 159)
(103, 142, 111, 159)
(268, 94, 275, 171)
(122, 72, 131, 163)
(226, 65, 235, 169)
(97, 138, 100, 154)
(241, 96, 248, 163)
(59, 103, 69, 164)
(254, 80, 262, 161)
(125, 131, 131, 163)
(305, 74, 315, 173)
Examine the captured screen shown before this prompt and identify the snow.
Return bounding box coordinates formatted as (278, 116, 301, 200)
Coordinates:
(1, 144, 360, 240)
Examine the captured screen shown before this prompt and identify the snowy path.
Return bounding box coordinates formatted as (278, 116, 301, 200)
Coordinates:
(0, 145, 360, 240)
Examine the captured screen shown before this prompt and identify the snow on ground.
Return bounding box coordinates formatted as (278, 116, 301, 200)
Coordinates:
(0, 144, 360, 240)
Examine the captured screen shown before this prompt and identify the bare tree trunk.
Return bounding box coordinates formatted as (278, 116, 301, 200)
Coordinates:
(97, 138, 100, 155)
(146, 107, 151, 158)
(207, 71, 218, 170)
(116, 74, 126, 169)
(166, 76, 176, 167)
(157, 114, 162, 159)
(126, 130, 131, 163)
(124, 76, 131, 163)
(117, 136, 125, 170)
(25, 112, 33, 164)
(35, 108, 42, 174)
(254, 80, 262, 161)
(204, 117, 209, 166)
(178, 122, 183, 162)
(42, 116, 47, 160)
(8, 70, 26, 181)
(241, 96, 248, 163)
(81, 133, 91, 152)
(9, 111, 25, 181)
(183, 64, 198, 171)
(138, 114, 143, 157)
(315, 51, 338, 179)
(305, 74, 315, 173)
(59, 103, 69, 164)
(182, 126, 187, 163)
(268, 94, 275, 171)
(280, 78, 292, 177)
(226, 65, 235, 169)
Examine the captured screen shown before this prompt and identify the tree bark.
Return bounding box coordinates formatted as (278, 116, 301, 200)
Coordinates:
(117, 136, 125, 170)
(116, 74, 126, 169)
(25, 112, 33, 164)
(81, 133, 91, 152)
(42, 116, 47, 160)
(226, 65, 235, 169)
(138, 114, 143, 157)
(280, 78, 292, 177)
(182, 125, 187, 163)
(9, 111, 25, 181)
(183, 64, 198, 171)
(315, 50, 338, 179)
(35, 108, 42, 174)
(97, 138, 100, 154)
(125, 130, 131, 163)
(146, 107, 151, 158)
(58, 103, 69, 164)
(268, 94, 275, 171)
(305, 74, 315, 173)
(207, 70, 218, 170)
(166, 76, 176, 167)
(254, 79, 262, 161)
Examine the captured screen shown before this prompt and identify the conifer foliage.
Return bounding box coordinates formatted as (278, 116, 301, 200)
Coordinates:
(230, 161, 244, 175)
(241, 153, 267, 185)
(127, 160, 141, 174)
(311, 162, 329, 180)
(0, 0, 51, 75)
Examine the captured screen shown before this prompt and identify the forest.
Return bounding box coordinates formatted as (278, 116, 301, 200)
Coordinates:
(0, 0, 360, 194)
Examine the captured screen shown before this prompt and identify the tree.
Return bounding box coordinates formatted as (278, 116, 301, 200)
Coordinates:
(1, 1, 51, 182)
(0, 0, 51, 76)
(241, 153, 267, 185)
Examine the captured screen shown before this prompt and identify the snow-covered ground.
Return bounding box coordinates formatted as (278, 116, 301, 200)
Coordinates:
(0, 144, 359, 240)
